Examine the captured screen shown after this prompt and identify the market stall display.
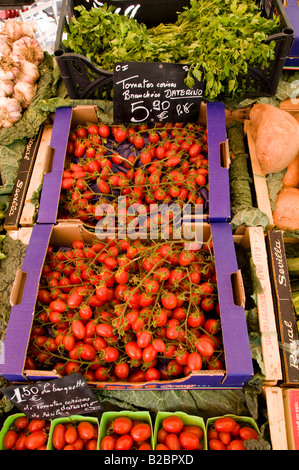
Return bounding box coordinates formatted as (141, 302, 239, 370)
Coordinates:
(1, 0, 299, 455)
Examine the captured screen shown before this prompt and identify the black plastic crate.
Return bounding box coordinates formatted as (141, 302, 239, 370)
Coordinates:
(0, 1, 35, 7)
(71, 0, 190, 26)
(54, 0, 295, 101)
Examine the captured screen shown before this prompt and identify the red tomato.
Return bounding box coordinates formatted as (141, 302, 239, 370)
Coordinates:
(179, 431, 199, 450)
(227, 439, 246, 450)
(65, 426, 78, 445)
(162, 416, 184, 434)
(14, 416, 28, 430)
(101, 435, 115, 450)
(182, 425, 203, 440)
(115, 434, 133, 450)
(98, 124, 110, 138)
(113, 417, 133, 435)
(3, 430, 18, 449)
(214, 417, 237, 433)
(28, 419, 46, 433)
(130, 423, 151, 442)
(163, 433, 180, 450)
(208, 438, 226, 450)
(78, 421, 95, 440)
(115, 362, 130, 379)
(239, 426, 259, 441)
(52, 423, 65, 450)
(125, 341, 142, 360)
(25, 430, 48, 450)
(187, 352, 202, 371)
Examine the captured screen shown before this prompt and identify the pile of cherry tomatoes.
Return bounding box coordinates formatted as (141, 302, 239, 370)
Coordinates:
(2, 416, 49, 450)
(207, 416, 259, 450)
(100, 416, 152, 450)
(51, 419, 98, 450)
(25, 233, 224, 383)
(156, 415, 204, 451)
(59, 121, 209, 229)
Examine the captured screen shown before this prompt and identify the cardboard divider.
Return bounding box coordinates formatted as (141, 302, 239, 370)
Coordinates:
(206, 102, 231, 222)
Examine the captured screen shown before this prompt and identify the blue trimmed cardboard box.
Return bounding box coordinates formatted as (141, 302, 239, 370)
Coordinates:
(36, 102, 231, 226)
(0, 221, 253, 389)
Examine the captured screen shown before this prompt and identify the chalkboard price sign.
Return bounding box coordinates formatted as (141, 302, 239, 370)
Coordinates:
(113, 62, 204, 124)
(1, 374, 102, 419)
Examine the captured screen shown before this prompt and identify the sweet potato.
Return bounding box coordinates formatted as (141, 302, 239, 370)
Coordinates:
(282, 152, 299, 188)
(273, 187, 299, 231)
(249, 104, 299, 174)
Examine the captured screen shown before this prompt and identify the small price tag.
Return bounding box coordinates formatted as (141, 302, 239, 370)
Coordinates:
(113, 61, 204, 124)
(0, 374, 102, 419)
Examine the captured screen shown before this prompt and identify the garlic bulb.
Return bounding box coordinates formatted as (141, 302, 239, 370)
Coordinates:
(0, 33, 12, 57)
(17, 60, 39, 85)
(20, 21, 36, 39)
(0, 56, 20, 81)
(12, 36, 44, 66)
(13, 80, 37, 108)
(0, 79, 14, 98)
(0, 97, 22, 128)
(2, 19, 23, 42)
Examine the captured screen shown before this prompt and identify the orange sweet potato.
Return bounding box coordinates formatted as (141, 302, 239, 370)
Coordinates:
(282, 152, 299, 188)
(249, 104, 299, 174)
(273, 187, 299, 231)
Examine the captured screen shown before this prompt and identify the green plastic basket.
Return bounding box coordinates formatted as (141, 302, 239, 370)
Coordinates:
(99, 410, 154, 450)
(47, 414, 99, 450)
(154, 411, 207, 450)
(206, 414, 260, 450)
(0, 413, 51, 450)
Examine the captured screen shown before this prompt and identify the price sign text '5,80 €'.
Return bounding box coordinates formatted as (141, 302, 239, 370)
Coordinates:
(113, 62, 204, 124)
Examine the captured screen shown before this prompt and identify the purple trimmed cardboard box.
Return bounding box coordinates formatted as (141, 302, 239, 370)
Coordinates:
(37, 102, 231, 225)
(0, 221, 253, 389)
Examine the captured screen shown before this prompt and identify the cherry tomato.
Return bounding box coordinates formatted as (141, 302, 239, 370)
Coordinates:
(77, 421, 96, 440)
(52, 423, 65, 450)
(115, 434, 133, 450)
(25, 430, 48, 450)
(28, 419, 46, 433)
(14, 416, 28, 430)
(101, 435, 115, 450)
(214, 417, 237, 433)
(113, 417, 133, 435)
(239, 426, 259, 441)
(179, 431, 199, 450)
(208, 438, 226, 450)
(65, 426, 78, 445)
(130, 423, 151, 442)
(227, 439, 247, 450)
(162, 416, 184, 434)
(165, 433, 181, 450)
(3, 430, 18, 449)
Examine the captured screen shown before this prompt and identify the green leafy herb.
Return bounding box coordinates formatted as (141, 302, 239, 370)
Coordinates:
(63, 0, 280, 100)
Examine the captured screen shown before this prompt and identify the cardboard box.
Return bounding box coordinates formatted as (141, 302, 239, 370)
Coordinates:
(282, 0, 299, 69)
(282, 388, 299, 449)
(37, 102, 231, 226)
(264, 386, 288, 450)
(4, 127, 43, 231)
(266, 230, 299, 386)
(0, 221, 253, 389)
(234, 226, 282, 385)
